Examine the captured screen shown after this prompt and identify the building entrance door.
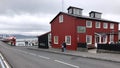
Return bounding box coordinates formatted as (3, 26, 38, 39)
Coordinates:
(95, 35, 101, 48)
(95, 35, 100, 43)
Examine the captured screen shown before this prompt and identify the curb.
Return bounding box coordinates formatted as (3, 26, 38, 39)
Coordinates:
(0, 51, 12, 68)
(28, 48, 120, 63)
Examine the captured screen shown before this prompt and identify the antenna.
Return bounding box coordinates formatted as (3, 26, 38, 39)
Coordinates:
(62, 0, 64, 11)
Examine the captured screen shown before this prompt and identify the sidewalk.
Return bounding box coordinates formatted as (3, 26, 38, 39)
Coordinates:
(28, 46, 120, 63)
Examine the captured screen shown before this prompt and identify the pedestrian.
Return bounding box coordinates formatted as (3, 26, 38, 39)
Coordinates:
(61, 42, 66, 52)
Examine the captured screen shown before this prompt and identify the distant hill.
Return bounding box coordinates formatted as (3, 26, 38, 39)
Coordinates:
(0, 34, 37, 39)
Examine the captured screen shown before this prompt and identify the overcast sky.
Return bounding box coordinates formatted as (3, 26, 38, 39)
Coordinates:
(0, 0, 120, 36)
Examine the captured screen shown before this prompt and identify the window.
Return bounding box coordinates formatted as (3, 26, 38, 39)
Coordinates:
(95, 13, 101, 18)
(103, 35, 107, 43)
(103, 23, 108, 29)
(73, 9, 81, 15)
(77, 26, 86, 33)
(65, 36, 71, 45)
(86, 21, 92, 28)
(96, 21, 100, 28)
(54, 36, 58, 44)
(110, 35, 114, 43)
(110, 23, 114, 29)
(86, 35, 92, 44)
(68, 9, 72, 14)
(59, 15, 63, 23)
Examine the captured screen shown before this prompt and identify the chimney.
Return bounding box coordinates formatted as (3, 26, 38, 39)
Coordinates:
(89, 11, 102, 18)
(67, 6, 83, 16)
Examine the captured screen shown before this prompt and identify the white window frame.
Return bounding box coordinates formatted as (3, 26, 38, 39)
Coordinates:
(103, 23, 108, 29)
(86, 21, 92, 28)
(110, 34, 114, 43)
(103, 35, 107, 44)
(73, 9, 80, 15)
(96, 21, 100, 28)
(65, 36, 71, 45)
(86, 35, 92, 44)
(54, 36, 58, 44)
(59, 15, 63, 23)
(110, 23, 114, 29)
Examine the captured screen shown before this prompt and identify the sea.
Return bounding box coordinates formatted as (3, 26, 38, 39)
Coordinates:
(16, 38, 38, 46)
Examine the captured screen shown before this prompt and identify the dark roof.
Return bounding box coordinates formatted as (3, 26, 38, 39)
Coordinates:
(50, 12, 119, 24)
(67, 6, 83, 10)
(89, 11, 102, 14)
(38, 31, 51, 37)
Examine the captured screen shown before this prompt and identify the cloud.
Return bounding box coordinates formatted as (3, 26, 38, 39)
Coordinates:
(0, 13, 52, 35)
(0, 0, 120, 35)
(0, 0, 62, 15)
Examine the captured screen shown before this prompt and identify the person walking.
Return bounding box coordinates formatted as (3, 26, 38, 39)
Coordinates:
(61, 42, 66, 52)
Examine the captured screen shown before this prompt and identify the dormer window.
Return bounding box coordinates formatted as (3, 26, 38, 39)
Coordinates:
(59, 15, 63, 23)
(73, 8, 82, 15)
(67, 6, 83, 16)
(68, 9, 72, 14)
(89, 11, 102, 19)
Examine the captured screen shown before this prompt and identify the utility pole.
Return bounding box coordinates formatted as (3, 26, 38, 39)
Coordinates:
(62, 0, 64, 11)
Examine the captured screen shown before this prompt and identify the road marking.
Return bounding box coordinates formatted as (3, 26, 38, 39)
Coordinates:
(54, 60, 80, 68)
(29, 53, 37, 56)
(16, 49, 28, 54)
(15, 49, 50, 60)
(38, 55, 50, 60)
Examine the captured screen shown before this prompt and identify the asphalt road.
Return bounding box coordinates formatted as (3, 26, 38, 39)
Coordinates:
(0, 41, 120, 68)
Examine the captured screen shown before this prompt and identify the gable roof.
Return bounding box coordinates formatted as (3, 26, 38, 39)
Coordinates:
(67, 6, 83, 10)
(50, 12, 119, 24)
(38, 31, 51, 37)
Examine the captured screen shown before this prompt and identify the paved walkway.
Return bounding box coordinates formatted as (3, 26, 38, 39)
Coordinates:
(29, 46, 120, 63)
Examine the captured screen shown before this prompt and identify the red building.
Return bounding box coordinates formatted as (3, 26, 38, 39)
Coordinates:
(50, 6, 119, 50)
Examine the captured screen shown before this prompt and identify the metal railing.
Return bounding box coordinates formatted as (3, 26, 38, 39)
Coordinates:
(97, 44, 120, 51)
(0, 53, 11, 68)
(77, 43, 87, 48)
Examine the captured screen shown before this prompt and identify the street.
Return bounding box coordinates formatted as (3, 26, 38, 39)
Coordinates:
(0, 41, 120, 68)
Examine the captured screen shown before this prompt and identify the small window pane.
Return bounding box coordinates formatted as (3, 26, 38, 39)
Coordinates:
(103, 23, 108, 29)
(65, 36, 71, 45)
(96, 22, 100, 28)
(86, 35, 92, 44)
(86, 21, 92, 28)
(110, 23, 114, 29)
(54, 36, 58, 44)
(59, 15, 63, 23)
(103, 35, 107, 43)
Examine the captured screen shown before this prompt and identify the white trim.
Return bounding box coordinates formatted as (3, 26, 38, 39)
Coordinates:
(86, 21, 92, 28)
(103, 35, 107, 44)
(110, 23, 114, 29)
(110, 34, 114, 43)
(96, 21, 100, 28)
(65, 36, 71, 45)
(54, 36, 58, 44)
(103, 23, 108, 29)
(86, 35, 92, 44)
(59, 15, 63, 23)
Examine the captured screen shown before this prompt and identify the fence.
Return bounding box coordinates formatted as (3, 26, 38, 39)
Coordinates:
(77, 43, 87, 48)
(77, 43, 88, 52)
(97, 44, 120, 51)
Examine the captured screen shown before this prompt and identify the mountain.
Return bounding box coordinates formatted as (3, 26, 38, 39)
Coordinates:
(0, 34, 37, 39)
